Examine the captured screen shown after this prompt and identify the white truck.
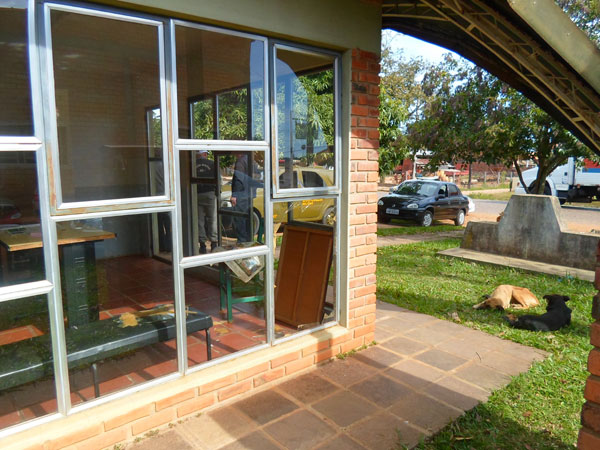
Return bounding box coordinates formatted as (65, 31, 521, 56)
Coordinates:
(515, 157, 600, 203)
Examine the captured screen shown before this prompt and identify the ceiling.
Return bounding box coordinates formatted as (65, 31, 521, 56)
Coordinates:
(382, 0, 600, 157)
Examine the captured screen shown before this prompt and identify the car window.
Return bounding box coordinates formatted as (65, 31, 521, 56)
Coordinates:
(438, 185, 447, 196)
(448, 184, 459, 197)
(302, 171, 325, 188)
(279, 171, 298, 189)
(394, 181, 438, 197)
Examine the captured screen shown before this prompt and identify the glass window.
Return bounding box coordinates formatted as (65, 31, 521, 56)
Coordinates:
(0, 151, 44, 287)
(273, 199, 336, 337)
(180, 150, 265, 257)
(0, 0, 33, 136)
(49, 9, 164, 203)
(58, 214, 178, 403)
(184, 255, 265, 367)
(0, 295, 55, 427)
(275, 48, 335, 193)
(449, 184, 459, 196)
(176, 25, 265, 141)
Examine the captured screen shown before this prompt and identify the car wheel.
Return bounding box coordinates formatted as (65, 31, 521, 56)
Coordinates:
(454, 209, 465, 226)
(420, 210, 433, 227)
(321, 207, 336, 226)
(378, 215, 390, 224)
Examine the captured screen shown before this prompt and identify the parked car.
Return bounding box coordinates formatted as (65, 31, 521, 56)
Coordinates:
(220, 167, 336, 233)
(377, 180, 469, 227)
(466, 196, 475, 213)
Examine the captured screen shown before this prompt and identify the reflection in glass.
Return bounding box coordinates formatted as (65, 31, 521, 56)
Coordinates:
(0, 295, 55, 429)
(59, 214, 180, 403)
(0, 1, 33, 136)
(0, 151, 44, 287)
(180, 150, 265, 257)
(273, 200, 336, 336)
(184, 255, 265, 367)
(176, 25, 265, 140)
(275, 48, 335, 190)
(50, 10, 163, 202)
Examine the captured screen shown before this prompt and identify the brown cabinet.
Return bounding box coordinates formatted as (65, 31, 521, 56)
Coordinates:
(275, 222, 334, 328)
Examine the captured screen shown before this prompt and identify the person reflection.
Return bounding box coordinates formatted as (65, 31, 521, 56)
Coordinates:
(230, 152, 262, 244)
(196, 151, 218, 254)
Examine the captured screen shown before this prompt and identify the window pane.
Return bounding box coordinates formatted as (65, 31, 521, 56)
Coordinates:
(0, 0, 33, 136)
(184, 256, 265, 367)
(0, 295, 55, 429)
(180, 150, 265, 257)
(273, 199, 336, 337)
(275, 48, 335, 191)
(176, 25, 265, 140)
(58, 214, 177, 403)
(50, 10, 164, 203)
(0, 151, 44, 287)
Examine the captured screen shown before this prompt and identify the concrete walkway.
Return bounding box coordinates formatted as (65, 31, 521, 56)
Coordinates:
(128, 301, 547, 450)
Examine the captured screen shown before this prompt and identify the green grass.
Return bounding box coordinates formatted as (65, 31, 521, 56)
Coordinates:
(377, 222, 464, 236)
(468, 191, 514, 201)
(377, 239, 595, 449)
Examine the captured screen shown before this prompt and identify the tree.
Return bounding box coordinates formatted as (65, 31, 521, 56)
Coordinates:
(407, 62, 591, 193)
(378, 35, 456, 176)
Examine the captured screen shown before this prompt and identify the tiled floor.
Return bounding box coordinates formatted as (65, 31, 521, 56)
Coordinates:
(130, 300, 548, 450)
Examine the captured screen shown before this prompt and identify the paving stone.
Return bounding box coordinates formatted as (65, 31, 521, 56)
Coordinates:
(435, 337, 493, 361)
(479, 350, 534, 376)
(130, 430, 194, 450)
(312, 390, 378, 427)
(424, 319, 473, 337)
(314, 434, 367, 450)
(264, 410, 336, 450)
(396, 310, 439, 326)
(350, 374, 414, 407)
(277, 372, 339, 405)
(375, 317, 420, 335)
(423, 376, 489, 411)
(217, 431, 282, 450)
(380, 335, 430, 356)
(373, 325, 396, 343)
(454, 363, 512, 392)
(347, 411, 423, 450)
(390, 392, 463, 433)
(403, 325, 458, 346)
(414, 348, 469, 371)
(316, 357, 378, 388)
(385, 359, 446, 391)
(352, 346, 403, 369)
(491, 339, 549, 362)
(232, 390, 298, 426)
(176, 406, 256, 449)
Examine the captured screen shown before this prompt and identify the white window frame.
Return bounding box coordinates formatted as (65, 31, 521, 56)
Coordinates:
(40, 2, 172, 215)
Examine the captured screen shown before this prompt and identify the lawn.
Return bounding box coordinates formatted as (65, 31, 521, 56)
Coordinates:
(377, 239, 595, 449)
(468, 191, 514, 201)
(377, 222, 464, 237)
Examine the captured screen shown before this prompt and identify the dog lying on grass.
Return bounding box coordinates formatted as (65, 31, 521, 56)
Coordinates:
(504, 295, 571, 331)
(473, 285, 540, 310)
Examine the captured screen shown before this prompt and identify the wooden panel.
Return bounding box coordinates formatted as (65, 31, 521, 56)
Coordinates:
(275, 222, 333, 328)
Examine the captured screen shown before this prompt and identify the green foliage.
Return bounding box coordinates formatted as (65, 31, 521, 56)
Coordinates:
(378, 239, 595, 448)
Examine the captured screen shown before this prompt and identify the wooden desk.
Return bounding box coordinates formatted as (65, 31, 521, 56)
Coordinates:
(0, 224, 116, 327)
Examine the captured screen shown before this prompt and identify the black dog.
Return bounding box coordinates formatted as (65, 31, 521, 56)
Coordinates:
(503, 295, 571, 331)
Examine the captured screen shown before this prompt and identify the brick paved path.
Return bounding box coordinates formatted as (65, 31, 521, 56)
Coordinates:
(128, 300, 546, 449)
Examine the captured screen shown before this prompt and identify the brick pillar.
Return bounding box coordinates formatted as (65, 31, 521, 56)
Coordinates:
(345, 48, 380, 348)
(579, 241, 600, 448)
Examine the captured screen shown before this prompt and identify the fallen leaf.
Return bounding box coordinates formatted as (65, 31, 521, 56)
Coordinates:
(523, 411, 532, 417)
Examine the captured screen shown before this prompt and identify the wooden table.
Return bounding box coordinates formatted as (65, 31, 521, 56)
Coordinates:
(0, 224, 116, 327)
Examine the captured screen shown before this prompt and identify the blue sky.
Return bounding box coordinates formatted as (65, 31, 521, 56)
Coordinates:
(383, 30, 461, 64)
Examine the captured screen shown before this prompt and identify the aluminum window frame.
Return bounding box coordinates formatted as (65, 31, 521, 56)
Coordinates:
(40, 2, 173, 215)
(172, 19, 270, 151)
(271, 42, 341, 198)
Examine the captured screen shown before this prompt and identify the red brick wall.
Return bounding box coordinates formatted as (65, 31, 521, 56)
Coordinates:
(579, 241, 600, 448)
(347, 48, 379, 344)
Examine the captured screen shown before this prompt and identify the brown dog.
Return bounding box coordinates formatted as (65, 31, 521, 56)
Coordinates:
(473, 285, 540, 310)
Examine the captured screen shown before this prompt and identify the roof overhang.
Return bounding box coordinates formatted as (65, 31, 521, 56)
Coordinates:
(382, 0, 600, 157)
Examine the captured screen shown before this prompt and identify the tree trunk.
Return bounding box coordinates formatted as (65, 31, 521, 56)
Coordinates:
(513, 160, 530, 193)
(468, 163, 472, 189)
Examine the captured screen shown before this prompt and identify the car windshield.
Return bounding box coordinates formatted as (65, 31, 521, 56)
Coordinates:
(394, 182, 439, 197)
